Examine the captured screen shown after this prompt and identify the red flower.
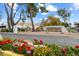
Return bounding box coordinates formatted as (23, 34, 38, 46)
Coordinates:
(26, 46, 31, 51)
(14, 44, 19, 46)
(2, 42, 6, 44)
(21, 43, 26, 47)
(40, 39, 43, 44)
(0, 41, 8, 45)
(15, 44, 18, 46)
(5, 39, 12, 42)
(18, 39, 23, 42)
(33, 38, 37, 42)
(4, 40, 12, 44)
(61, 48, 67, 55)
(18, 47, 23, 53)
(24, 41, 27, 44)
(75, 45, 79, 48)
(0, 38, 13, 45)
(0, 42, 4, 45)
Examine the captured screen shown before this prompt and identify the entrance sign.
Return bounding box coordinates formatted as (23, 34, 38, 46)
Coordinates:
(43, 26, 68, 33)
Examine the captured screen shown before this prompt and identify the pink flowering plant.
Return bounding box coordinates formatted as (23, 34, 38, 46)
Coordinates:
(12, 38, 34, 55)
(33, 38, 43, 45)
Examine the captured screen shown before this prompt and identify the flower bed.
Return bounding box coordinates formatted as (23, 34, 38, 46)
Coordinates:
(0, 37, 79, 56)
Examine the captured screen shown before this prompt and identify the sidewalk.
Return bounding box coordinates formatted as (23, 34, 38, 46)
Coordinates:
(18, 32, 79, 39)
(18, 32, 70, 36)
(0, 32, 79, 39)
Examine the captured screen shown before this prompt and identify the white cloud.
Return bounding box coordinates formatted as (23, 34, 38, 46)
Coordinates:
(0, 19, 7, 25)
(13, 10, 16, 13)
(13, 3, 17, 10)
(46, 5, 57, 12)
(73, 3, 79, 10)
(8, 3, 17, 10)
(45, 3, 50, 6)
(69, 7, 73, 11)
(39, 18, 43, 21)
(54, 15, 60, 18)
(71, 14, 74, 16)
(8, 3, 12, 7)
(41, 12, 49, 15)
(33, 17, 36, 20)
(39, 3, 44, 7)
(44, 18, 47, 20)
(8, 3, 18, 13)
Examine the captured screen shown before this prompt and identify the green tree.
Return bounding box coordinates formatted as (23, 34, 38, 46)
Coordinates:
(43, 16, 61, 26)
(4, 3, 47, 32)
(19, 3, 48, 32)
(4, 3, 23, 32)
(26, 3, 38, 32)
(57, 9, 71, 27)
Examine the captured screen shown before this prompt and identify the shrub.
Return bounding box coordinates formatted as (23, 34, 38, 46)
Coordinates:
(0, 29, 13, 32)
(1, 44, 12, 50)
(47, 44, 62, 56)
(1, 29, 9, 32)
(36, 27, 42, 31)
(66, 47, 75, 56)
(12, 46, 19, 53)
(33, 46, 53, 56)
(73, 48, 79, 56)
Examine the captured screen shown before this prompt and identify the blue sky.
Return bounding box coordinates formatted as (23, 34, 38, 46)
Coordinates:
(0, 3, 79, 26)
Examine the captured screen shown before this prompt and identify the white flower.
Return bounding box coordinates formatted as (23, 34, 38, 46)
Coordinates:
(26, 50, 31, 54)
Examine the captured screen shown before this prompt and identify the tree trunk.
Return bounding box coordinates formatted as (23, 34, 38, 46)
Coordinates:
(9, 17, 14, 32)
(29, 8, 35, 32)
(30, 15, 35, 32)
(7, 18, 11, 31)
(9, 3, 14, 32)
(4, 3, 22, 32)
(64, 18, 67, 27)
(4, 3, 11, 31)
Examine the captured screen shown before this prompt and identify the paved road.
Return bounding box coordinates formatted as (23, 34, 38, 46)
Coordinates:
(0, 32, 79, 46)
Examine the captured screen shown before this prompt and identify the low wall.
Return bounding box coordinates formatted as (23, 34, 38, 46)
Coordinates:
(43, 26, 68, 33)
